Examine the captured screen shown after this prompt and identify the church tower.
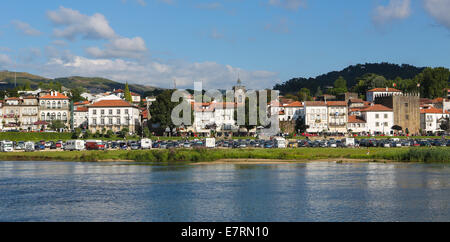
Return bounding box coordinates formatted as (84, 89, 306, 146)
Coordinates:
(233, 76, 246, 105)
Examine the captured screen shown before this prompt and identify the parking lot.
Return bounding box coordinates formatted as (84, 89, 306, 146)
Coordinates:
(1, 137, 450, 152)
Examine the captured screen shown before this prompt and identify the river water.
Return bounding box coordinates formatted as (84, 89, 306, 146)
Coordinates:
(0, 161, 449, 222)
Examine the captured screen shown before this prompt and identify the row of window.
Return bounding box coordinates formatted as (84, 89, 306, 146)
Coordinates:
(375, 122, 389, 127)
(91, 118, 130, 126)
(92, 109, 129, 115)
(374, 114, 390, 119)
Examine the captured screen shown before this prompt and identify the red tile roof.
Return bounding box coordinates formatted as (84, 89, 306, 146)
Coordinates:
(40, 92, 69, 99)
(75, 106, 88, 112)
(361, 104, 392, 112)
(432, 97, 444, 103)
(141, 109, 149, 119)
(74, 101, 90, 106)
(89, 99, 134, 107)
(367, 88, 401, 92)
(348, 115, 366, 123)
(420, 107, 449, 114)
(305, 101, 327, 106)
(285, 101, 304, 107)
(327, 101, 347, 106)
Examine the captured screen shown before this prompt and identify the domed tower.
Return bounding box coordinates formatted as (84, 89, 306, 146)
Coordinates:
(233, 76, 246, 105)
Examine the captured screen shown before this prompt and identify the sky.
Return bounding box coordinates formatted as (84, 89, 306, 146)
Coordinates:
(0, 0, 450, 90)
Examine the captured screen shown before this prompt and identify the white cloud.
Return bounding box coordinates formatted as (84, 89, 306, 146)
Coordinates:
(196, 2, 223, 10)
(43, 55, 279, 89)
(11, 20, 42, 36)
(47, 6, 117, 40)
(268, 0, 307, 11)
(424, 0, 450, 30)
(372, 0, 411, 26)
(264, 18, 290, 34)
(86, 37, 148, 59)
(0, 53, 12, 67)
(137, 0, 147, 6)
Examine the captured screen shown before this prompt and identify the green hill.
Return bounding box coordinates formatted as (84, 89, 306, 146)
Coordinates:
(274, 63, 426, 95)
(0, 71, 164, 95)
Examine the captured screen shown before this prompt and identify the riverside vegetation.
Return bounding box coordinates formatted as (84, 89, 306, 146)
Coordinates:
(0, 147, 450, 163)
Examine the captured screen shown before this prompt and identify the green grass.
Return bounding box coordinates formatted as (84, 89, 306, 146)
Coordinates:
(1, 147, 449, 163)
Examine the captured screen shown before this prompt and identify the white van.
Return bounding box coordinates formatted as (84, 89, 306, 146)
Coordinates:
(343, 138, 355, 147)
(64, 140, 86, 151)
(274, 137, 287, 148)
(205, 138, 216, 148)
(141, 138, 152, 149)
(0, 140, 14, 152)
(24, 142, 35, 152)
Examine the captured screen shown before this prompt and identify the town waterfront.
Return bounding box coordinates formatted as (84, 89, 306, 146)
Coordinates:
(1, 161, 450, 222)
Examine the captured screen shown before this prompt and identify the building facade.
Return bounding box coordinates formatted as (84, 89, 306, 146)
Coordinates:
(87, 98, 141, 133)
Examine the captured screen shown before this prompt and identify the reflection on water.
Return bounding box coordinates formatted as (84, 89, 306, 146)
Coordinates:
(0, 161, 450, 222)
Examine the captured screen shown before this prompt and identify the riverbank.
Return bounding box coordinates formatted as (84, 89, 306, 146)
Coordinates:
(1, 147, 450, 163)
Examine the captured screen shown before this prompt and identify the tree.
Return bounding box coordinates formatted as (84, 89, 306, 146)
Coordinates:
(72, 128, 82, 139)
(124, 82, 132, 103)
(315, 86, 323, 97)
(24, 81, 31, 91)
(69, 87, 87, 103)
(296, 88, 313, 101)
(83, 130, 91, 139)
(295, 117, 309, 134)
(143, 127, 150, 138)
(149, 89, 192, 129)
(106, 130, 114, 138)
(416, 67, 450, 99)
(119, 127, 129, 138)
(440, 117, 450, 132)
(50, 120, 65, 132)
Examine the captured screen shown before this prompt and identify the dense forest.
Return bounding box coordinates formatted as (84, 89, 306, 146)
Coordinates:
(274, 63, 425, 95)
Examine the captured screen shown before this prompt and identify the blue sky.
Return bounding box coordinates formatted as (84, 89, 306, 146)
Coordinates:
(0, 0, 450, 89)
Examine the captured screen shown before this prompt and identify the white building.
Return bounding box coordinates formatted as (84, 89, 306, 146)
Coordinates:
(347, 115, 367, 134)
(360, 104, 394, 135)
(304, 101, 328, 133)
(87, 96, 141, 133)
(113, 89, 141, 104)
(366, 88, 402, 102)
(420, 106, 449, 134)
(38, 91, 70, 127)
(192, 102, 237, 134)
(283, 101, 304, 121)
(327, 101, 348, 134)
(1, 96, 39, 131)
(73, 106, 88, 129)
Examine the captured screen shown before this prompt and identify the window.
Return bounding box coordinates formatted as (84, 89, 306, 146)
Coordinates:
(117, 118, 121, 125)
(375, 114, 379, 119)
(101, 118, 105, 125)
(117, 109, 121, 115)
(101, 109, 105, 115)
(93, 119, 97, 125)
(125, 109, 129, 115)
(109, 109, 113, 115)
(376, 122, 379, 127)
(109, 118, 113, 125)
(93, 110, 97, 115)
(406, 114, 409, 120)
(405, 103, 408, 107)
(384, 114, 388, 119)
(384, 122, 388, 126)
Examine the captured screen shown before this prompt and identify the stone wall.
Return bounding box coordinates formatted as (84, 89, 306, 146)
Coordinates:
(375, 93, 420, 135)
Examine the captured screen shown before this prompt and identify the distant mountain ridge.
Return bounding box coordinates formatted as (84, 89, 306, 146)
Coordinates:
(0, 71, 164, 95)
(274, 63, 426, 95)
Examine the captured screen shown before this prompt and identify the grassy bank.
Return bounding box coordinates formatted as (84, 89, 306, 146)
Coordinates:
(0, 147, 450, 163)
